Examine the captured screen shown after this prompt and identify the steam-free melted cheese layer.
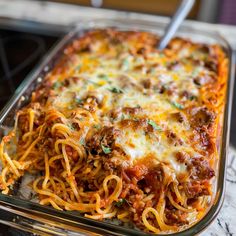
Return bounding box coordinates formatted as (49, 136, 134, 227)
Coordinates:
(0, 29, 228, 234)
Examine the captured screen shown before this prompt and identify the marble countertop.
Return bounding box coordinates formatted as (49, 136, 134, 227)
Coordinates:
(0, 1, 235, 235)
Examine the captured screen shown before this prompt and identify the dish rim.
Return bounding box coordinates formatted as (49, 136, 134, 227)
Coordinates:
(0, 18, 234, 235)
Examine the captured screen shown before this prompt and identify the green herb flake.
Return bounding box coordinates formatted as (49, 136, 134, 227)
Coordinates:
(108, 87, 123, 94)
(75, 97, 83, 104)
(101, 144, 111, 154)
(52, 81, 61, 89)
(79, 138, 85, 146)
(75, 65, 81, 71)
(171, 101, 184, 110)
(93, 124, 101, 129)
(87, 79, 100, 87)
(121, 114, 125, 120)
(115, 198, 128, 208)
(122, 58, 130, 71)
(148, 120, 162, 131)
(189, 95, 197, 101)
(192, 68, 200, 77)
(98, 73, 109, 81)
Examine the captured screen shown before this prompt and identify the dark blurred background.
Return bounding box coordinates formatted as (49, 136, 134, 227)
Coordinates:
(46, 0, 236, 25)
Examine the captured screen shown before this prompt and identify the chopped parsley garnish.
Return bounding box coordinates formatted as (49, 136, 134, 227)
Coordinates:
(192, 68, 200, 77)
(75, 97, 83, 104)
(98, 73, 109, 81)
(189, 95, 197, 101)
(87, 79, 100, 87)
(148, 120, 162, 131)
(93, 124, 101, 129)
(101, 144, 111, 154)
(115, 198, 128, 208)
(68, 105, 75, 110)
(52, 81, 61, 89)
(79, 138, 85, 146)
(122, 58, 130, 71)
(108, 87, 123, 94)
(75, 65, 81, 71)
(171, 101, 184, 110)
(159, 53, 165, 58)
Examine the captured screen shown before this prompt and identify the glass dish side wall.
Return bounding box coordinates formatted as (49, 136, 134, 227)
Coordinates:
(0, 19, 234, 236)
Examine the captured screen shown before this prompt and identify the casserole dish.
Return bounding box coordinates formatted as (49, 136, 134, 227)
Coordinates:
(0, 19, 234, 235)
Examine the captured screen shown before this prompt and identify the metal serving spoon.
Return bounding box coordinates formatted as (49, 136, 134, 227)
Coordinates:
(158, 0, 195, 50)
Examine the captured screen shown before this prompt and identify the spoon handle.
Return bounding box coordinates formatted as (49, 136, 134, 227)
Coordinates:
(158, 0, 195, 50)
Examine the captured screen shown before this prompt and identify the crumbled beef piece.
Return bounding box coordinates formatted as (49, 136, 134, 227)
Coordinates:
(125, 165, 148, 181)
(190, 107, 215, 128)
(143, 165, 163, 193)
(193, 74, 216, 86)
(204, 59, 218, 73)
(87, 126, 120, 154)
(183, 180, 211, 198)
(166, 131, 183, 146)
(188, 156, 215, 180)
(165, 209, 188, 226)
(175, 151, 190, 163)
(122, 106, 142, 115)
(169, 112, 187, 123)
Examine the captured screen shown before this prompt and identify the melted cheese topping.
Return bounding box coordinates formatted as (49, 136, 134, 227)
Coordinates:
(45, 30, 225, 180)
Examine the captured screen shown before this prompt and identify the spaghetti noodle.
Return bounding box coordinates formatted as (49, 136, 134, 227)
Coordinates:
(0, 29, 228, 233)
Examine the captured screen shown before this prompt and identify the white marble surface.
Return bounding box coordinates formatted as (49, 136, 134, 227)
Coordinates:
(0, 1, 235, 235)
(206, 146, 236, 236)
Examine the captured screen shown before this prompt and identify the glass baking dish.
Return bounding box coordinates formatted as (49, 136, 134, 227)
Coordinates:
(0, 18, 234, 235)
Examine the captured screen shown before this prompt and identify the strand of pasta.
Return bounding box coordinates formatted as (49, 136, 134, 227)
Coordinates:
(172, 182, 185, 205)
(167, 191, 193, 213)
(3, 152, 20, 177)
(19, 137, 41, 161)
(102, 175, 122, 203)
(42, 153, 49, 189)
(33, 177, 95, 211)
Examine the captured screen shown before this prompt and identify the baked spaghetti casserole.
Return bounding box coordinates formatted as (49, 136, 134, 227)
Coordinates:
(0, 29, 228, 233)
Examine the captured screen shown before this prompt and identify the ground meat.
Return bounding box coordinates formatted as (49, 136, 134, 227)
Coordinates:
(122, 106, 142, 115)
(204, 59, 218, 73)
(183, 180, 211, 198)
(18, 114, 29, 133)
(169, 112, 187, 123)
(165, 208, 188, 226)
(109, 108, 122, 120)
(141, 78, 153, 89)
(103, 159, 121, 174)
(198, 44, 211, 54)
(175, 151, 190, 163)
(87, 126, 120, 155)
(190, 107, 215, 128)
(143, 165, 164, 194)
(125, 165, 148, 181)
(84, 91, 104, 106)
(83, 97, 98, 112)
(166, 131, 183, 146)
(166, 82, 178, 96)
(63, 76, 80, 87)
(193, 74, 216, 86)
(199, 129, 214, 151)
(65, 145, 79, 161)
(167, 61, 182, 71)
(191, 128, 214, 153)
(187, 156, 215, 180)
